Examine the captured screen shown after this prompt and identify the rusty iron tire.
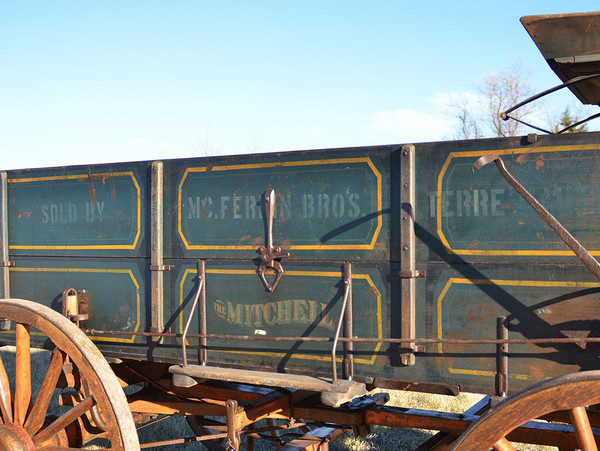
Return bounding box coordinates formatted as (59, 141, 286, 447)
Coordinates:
(451, 370, 600, 450)
(0, 298, 139, 450)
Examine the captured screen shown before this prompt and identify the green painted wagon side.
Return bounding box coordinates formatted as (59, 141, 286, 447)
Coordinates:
(2, 131, 600, 396)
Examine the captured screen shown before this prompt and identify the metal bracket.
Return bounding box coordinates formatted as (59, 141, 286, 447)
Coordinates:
(182, 260, 206, 367)
(400, 145, 417, 366)
(225, 399, 241, 450)
(331, 262, 353, 382)
(257, 189, 290, 292)
(496, 316, 509, 398)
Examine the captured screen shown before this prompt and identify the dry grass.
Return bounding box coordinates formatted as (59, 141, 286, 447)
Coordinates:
(0, 346, 560, 450)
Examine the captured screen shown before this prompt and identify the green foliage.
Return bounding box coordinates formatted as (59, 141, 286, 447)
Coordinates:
(554, 107, 589, 133)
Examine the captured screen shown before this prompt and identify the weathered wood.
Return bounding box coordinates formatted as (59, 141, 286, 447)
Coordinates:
(169, 364, 366, 395)
(14, 322, 31, 426)
(451, 370, 600, 449)
(277, 427, 346, 451)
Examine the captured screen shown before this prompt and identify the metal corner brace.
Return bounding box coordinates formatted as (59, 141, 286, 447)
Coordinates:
(400, 145, 417, 366)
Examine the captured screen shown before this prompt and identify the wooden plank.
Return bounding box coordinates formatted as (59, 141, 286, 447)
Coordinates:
(170, 364, 365, 394)
(277, 427, 346, 451)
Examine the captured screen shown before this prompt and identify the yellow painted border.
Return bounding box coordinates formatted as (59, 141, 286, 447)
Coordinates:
(177, 158, 383, 250)
(9, 266, 141, 343)
(437, 277, 600, 380)
(8, 172, 142, 250)
(436, 144, 600, 256)
(179, 268, 383, 365)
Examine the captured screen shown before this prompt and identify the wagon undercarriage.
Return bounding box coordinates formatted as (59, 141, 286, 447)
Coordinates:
(2, 298, 600, 450)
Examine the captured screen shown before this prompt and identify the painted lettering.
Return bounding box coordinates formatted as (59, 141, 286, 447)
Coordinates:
(429, 189, 506, 218)
(40, 203, 78, 224)
(214, 299, 336, 331)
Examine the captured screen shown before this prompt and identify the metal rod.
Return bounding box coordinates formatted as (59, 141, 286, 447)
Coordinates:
(342, 262, 353, 381)
(558, 112, 600, 133)
(474, 154, 600, 282)
(500, 114, 553, 134)
(182, 260, 205, 367)
(496, 317, 509, 397)
(198, 259, 207, 366)
(502, 73, 600, 118)
(331, 268, 352, 382)
(139, 422, 310, 448)
(81, 329, 600, 346)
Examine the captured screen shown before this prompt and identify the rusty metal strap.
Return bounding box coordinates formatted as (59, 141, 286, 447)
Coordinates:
(0, 261, 14, 268)
(393, 270, 425, 279)
(149, 265, 172, 272)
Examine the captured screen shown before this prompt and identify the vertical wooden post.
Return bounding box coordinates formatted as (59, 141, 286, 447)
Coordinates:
(150, 161, 165, 340)
(400, 145, 416, 366)
(0, 172, 11, 330)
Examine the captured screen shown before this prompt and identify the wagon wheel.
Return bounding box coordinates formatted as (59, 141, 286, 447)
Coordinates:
(451, 370, 600, 450)
(0, 298, 139, 450)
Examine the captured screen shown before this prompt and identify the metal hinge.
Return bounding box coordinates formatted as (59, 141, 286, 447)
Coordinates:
(0, 261, 14, 268)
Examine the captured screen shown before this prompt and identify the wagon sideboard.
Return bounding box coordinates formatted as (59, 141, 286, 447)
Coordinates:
(2, 131, 600, 396)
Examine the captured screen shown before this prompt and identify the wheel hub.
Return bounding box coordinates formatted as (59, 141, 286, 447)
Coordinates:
(0, 424, 36, 451)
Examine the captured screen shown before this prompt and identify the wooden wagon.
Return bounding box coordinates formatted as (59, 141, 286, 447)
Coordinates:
(1, 12, 600, 450)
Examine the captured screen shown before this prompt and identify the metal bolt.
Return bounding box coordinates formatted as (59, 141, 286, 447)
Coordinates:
(403, 245, 409, 251)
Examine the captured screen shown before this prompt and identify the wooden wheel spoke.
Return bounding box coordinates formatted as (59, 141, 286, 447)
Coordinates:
(33, 394, 95, 446)
(25, 348, 65, 434)
(0, 299, 139, 449)
(453, 370, 600, 450)
(493, 437, 517, 451)
(569, 405, 598, 451)
(0, 352, 13, 424)
(14, 322, 31, 425)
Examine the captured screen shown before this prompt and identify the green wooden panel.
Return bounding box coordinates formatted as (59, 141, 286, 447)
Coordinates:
(166, 261, 389, 375)
(7, 257, 146, 347)
(7, 164, 146, 256)
(416, 136, 600, 265)
(421, 260, 600, 393)
(166, 149, 394, 261)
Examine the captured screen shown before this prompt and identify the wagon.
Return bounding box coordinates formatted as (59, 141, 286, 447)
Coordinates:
(1, 12, 600, 450)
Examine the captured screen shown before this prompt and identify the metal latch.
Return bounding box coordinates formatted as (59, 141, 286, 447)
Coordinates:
(257, 189, 290, 292)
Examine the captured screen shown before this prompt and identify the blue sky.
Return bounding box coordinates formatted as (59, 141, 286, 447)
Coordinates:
(1, 1, 599, 170)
